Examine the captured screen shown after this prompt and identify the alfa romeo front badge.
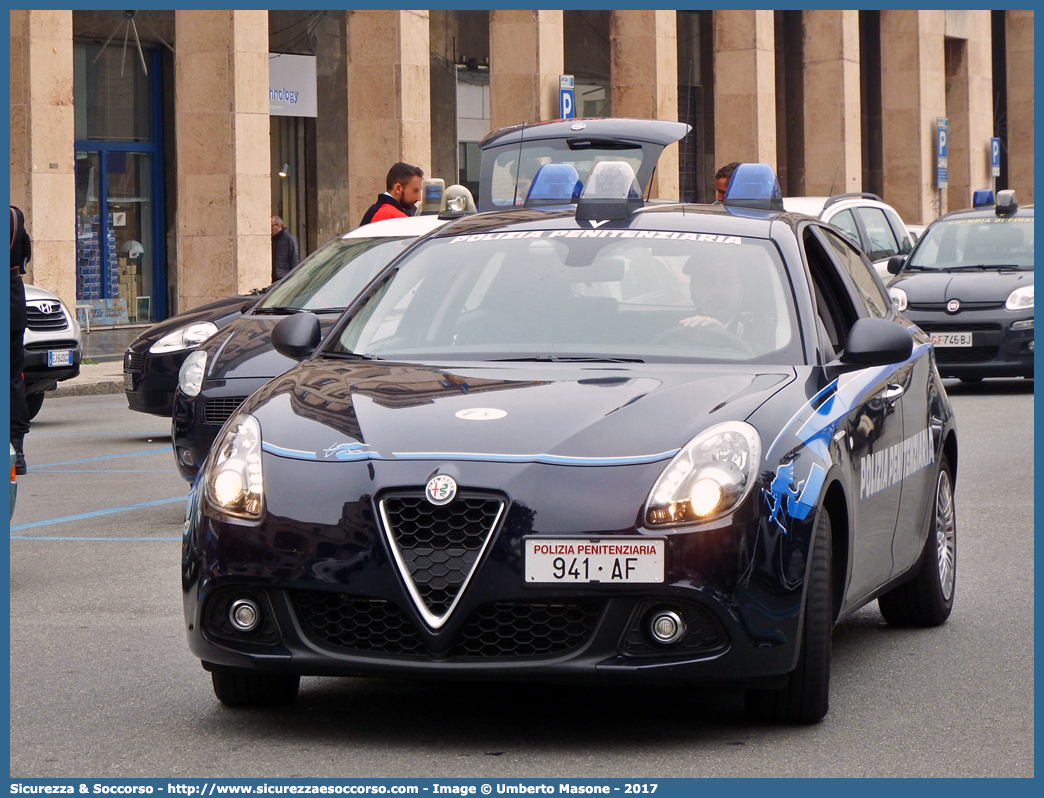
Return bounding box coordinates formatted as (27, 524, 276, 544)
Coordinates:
(425, 475, 457, 506)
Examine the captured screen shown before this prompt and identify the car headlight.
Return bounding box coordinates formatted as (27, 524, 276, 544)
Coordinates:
(149, 321, 218, 354)
(1006, 285, 1033, 311)
(888, 287, 908, 312)
(205, 414, 264, 519)
(645, 421, 762, 526)
(178, 350, 208, 397)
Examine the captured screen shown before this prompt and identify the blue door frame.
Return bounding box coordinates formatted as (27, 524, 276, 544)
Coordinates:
(74, 48, 167, 321)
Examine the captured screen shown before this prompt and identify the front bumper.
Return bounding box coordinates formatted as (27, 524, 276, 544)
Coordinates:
(906, 309, 1034, 378)
(183, 456, 815, 686)
(124, 342, 189, 416)
(22, 342, 82, 393)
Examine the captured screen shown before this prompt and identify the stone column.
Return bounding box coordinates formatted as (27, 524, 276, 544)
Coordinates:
(174, 10, 270, 312)
(880, 10, 946, 224)
(347, 10, 431, 228)
(1005, 10, 1033, 204)
(713, 10, 776, 170)
(941, 12, 994, 209)
(314, 11, 352, 246)
(610, 10, 679, 200)
(9, 10, 76, 309)
(802, 10, 862, 196)
(489, 10, 563, 130)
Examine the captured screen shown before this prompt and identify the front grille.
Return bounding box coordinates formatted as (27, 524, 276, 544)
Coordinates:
(26, 306, 68, 332)
(917, 322, 1002, 333)
(24, 339, 78, 352)
(381, 493, 504, 617)
(125, 351, 144, 371)
(293, 593, 426, 655)
(909, 302, 1004, 312)
(452, 600, 604, 657)
(204, 396, 247, 425)
(126, 391, 147, 412)
(935, 346, 999, 364)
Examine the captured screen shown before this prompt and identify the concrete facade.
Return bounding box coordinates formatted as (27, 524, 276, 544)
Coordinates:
(713, 10, 777, 169)
(9, 9, 1031, 318)
(1005, 10, 1034, 204)
(174, 10, 271, 312)
(346, 10, 432, 229)
(489, 10, 563, 131)
(10, 10, 77, 312)
(802, 10, 862, 196)
(611, 11, 680, 200)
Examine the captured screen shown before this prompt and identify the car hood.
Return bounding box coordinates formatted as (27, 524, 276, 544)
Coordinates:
(136, 293, 255, 343)
(23, 283, 64, 303)
(247, 360, 795, 465)
(893, 269, 1033, 302)
(200, 313, 339, 382)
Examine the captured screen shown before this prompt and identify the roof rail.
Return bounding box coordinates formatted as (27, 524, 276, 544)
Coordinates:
(823, 192, 884, 209)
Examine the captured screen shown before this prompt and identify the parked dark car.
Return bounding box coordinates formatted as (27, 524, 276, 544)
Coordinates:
(887, 190, 1033, 381)
(124, 292, 264, 416)
(183, 163, 957, 723)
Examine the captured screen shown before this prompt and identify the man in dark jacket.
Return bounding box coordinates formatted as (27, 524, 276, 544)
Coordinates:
(359, 162, 424, 226)
(271, 216, 300, 282)
(10, 206, 31, 474)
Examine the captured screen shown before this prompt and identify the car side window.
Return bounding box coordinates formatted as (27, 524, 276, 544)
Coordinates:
(829, 209, 862, 249)
(802, 227, 859, 356)
(884, 208, 913, 254)
(817, 227, 892, 319)
(855, 207, 900, 261)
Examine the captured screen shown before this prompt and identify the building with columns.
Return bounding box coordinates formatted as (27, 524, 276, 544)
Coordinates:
(9, 9, 1032, 324)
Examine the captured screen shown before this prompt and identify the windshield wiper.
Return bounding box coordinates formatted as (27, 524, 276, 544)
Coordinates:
(943, 264, 1022, 271)
(323, 350, 384, 361)
(253, 306, 305, 315)
(493, 355, 645, 364)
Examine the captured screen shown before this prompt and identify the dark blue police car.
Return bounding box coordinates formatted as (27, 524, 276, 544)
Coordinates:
(182, 163, 958, 723)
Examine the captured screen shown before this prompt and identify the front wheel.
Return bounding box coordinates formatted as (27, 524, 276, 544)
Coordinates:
(746, 510, 832, 724)
(210, 668, 300, 707)
(878, 456, 956, 627)
(26, 392, 45, 420)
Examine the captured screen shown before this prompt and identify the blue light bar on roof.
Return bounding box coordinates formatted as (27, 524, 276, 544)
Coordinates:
(972, 189, 994, 207)
(723, 163, 784, 211)
(524, 163, 583, 207)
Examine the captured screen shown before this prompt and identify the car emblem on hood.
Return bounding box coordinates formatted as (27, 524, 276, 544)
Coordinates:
(425, 474, 457, 506)
(947, 299, 961, 313)
(571, 122, 586, 131)
(35, 301, 55, 314)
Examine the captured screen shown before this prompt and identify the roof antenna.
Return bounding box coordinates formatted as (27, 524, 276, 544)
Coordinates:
(511, 122, 526, 207)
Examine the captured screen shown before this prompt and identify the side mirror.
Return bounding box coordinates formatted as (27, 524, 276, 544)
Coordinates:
(841, 317, 913, 367)
(886, 254, 906, 275)
(272, 312, 321, 360)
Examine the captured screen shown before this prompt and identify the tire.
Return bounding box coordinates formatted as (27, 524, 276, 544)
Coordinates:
(746, 510, 832, 724)
(210, 669, 300, 707)
(26, 392, 45, 420)
(878, 456, 956, 627)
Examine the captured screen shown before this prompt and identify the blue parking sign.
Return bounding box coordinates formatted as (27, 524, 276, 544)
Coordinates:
(936, 118, 948, 189)
(991, 137, 1001, 177)
(560, 88, 574, 119)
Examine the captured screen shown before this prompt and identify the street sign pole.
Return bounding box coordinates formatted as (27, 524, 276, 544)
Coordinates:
(990, 136, 1001, 200)
(559, 74, 575, 120)
(936, 118, 948, 216)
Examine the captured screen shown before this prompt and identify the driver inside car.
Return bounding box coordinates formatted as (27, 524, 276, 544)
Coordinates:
(678, 258, 749, 338)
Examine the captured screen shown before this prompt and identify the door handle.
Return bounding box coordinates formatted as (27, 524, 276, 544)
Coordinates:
(882, 383, 905, 402)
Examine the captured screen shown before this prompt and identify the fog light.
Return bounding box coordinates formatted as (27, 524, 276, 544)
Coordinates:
(229, 599, 261, 632)
(177, 448, 195, 466)
(649, 610, 686, 645)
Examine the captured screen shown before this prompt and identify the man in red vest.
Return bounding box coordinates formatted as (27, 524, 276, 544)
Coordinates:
(359, 162, 424, 226)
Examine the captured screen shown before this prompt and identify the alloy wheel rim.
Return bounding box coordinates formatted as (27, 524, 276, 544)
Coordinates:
(935, 470, 956, 601)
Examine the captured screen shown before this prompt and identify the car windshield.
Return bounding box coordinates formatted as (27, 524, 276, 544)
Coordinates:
(907, 216, 1034, 271)
(257, 237, 413, 312)
(327, 230, 801, 364)
(485, 140, 645, 209)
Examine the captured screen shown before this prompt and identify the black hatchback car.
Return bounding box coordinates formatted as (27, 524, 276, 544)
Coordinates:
(183, 163, 958, 722)
(887, 191, 1033, 381)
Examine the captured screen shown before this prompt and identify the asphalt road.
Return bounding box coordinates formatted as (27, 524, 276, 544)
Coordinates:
(9, 380, 1034, 778)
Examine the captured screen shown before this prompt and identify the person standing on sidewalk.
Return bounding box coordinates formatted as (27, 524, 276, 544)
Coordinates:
(359, 163, 424, 226)
(10, 206, 31, 474)
(271, 216, 300, 282)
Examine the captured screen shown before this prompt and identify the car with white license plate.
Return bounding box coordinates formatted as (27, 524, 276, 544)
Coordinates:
(183, 162, 958, 723)
(887, 191, 1033, 381)
(23, 284, 83, 419)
